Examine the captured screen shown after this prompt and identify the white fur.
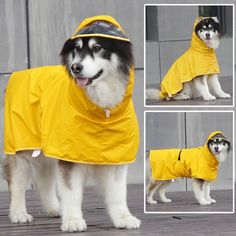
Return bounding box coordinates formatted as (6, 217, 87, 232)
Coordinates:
(6, 152, 141, 231)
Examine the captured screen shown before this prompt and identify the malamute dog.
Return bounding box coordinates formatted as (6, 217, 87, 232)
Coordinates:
(146, 17, 231, 101)
(147, 131, 231, 206)
(3, 16, 141, 232)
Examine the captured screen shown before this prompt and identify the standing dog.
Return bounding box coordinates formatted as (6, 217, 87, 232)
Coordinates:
(147, 131, 231, 205)
(3, 16, 141, 232)
(146, 17, 231, 101)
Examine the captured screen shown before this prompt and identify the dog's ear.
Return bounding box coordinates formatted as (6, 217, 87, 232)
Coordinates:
(60, 38, 75, 64)
(212, 17, 219, 23)
(211, 17, 222, 37)
(225, 140, 231, 152)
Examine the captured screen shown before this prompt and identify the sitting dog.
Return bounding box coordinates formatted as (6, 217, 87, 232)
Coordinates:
(3, 15, 141, 232)
(146, 17, 231, 101)
(147, 131, 231, 205)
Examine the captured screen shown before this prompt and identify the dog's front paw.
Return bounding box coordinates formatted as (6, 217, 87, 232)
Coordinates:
(61, 218, 87, 232)
(9, 211, 33, 224)
(199, 200, 211, 206)
(47, 208, 61, 218)
(161, 198, 172, 203)
(209, 198, 216, 204)
(203, 94, 216, 101)
(219, 93, 231, 99)
(113, 214, 141, 229)
(147, 197, 157, 205)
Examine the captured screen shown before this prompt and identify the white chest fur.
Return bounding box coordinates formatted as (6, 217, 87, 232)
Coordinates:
(85, 76, 127, 109)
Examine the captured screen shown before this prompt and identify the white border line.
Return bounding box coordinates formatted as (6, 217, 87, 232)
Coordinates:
(144, 4, 235, 108)
(144, 110, 235, 214)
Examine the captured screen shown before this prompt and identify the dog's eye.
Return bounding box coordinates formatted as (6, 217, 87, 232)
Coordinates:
(75, 45, 81, 52)
(93, 44, 102, 53)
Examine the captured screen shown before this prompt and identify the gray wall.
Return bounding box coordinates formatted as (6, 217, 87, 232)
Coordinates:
(146, 5, 234, 86)
(146, 112, 233, 191)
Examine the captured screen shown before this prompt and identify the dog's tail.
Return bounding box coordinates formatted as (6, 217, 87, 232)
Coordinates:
(146, 88, 161, 100)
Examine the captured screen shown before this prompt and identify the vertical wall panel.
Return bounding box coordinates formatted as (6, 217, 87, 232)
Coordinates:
(0, 0, 28, 72)
(146, 42, 160, 85)
(28, 0, 145, 68)
(157, 6, 198, 41)
(186, 112, 233, 190)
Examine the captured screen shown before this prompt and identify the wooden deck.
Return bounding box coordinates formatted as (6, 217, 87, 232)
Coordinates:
(0, 184, 235, 235)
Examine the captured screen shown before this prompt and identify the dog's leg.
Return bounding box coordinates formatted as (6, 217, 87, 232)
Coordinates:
(193, 75, 216, 100)
(192, 178, 211, 205)
(146, 179, 162, 204)
(172, 82, 191, 100)
(208, 74, 231, 98)
(204, 181, 216, 204)
(97, 165, 141, 229)
(57, 161, 87, 232)
(158, 180, 172, 203)
(31, 155, 60, 217)
(6, 154, 33, 223)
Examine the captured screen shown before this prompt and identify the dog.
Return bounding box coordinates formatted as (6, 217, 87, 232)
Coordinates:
(146, 131, 231, 206)
(146, 17, 231, 101)
(2, 16, 141, 232)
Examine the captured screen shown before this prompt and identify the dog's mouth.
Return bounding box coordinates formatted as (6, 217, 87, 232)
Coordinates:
(74, 69, 103, 87)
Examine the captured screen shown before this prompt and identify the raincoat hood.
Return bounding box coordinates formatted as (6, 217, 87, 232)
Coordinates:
(71, 15, 130, 42)
(160, 17, 220, 98)
(4, 16, 139, 165)
(150, 131, 225, 181)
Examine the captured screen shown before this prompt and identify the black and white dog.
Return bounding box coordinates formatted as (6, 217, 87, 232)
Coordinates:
(147, 133, 231, 206)
(146, 17, 231, 101)
(3, 33, 141, 232)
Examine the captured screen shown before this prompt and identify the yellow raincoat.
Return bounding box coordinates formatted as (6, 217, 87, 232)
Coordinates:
(4, 16, 139, 165)
(160, 17, 220, 98)
(150, 131, 226, 181)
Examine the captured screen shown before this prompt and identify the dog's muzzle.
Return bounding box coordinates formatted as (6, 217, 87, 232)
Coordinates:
(74, 69, 103, 87)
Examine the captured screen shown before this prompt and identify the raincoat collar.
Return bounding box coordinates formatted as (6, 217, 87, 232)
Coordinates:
(71, 15, 130, 42)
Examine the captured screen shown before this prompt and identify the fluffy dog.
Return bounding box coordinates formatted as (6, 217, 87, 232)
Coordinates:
(147, 131, 231, 206)
(3, 16, 141, 232)
(146, 17, 231, 101)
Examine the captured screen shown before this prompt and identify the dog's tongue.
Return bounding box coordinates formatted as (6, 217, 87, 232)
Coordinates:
(76, 78, 89, 87)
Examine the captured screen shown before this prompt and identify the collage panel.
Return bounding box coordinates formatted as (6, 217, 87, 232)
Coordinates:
(145, 4, 234, 107)
(145, 111, 234, 213)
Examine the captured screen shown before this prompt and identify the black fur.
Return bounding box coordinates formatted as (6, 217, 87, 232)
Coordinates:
(60, 36, 133, 77)
(195, 18, 221, 37)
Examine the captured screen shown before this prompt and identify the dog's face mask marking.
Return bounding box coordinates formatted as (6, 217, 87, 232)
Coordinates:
(208, 137, 231, 162)
(195, 17, 221, 49)
(60, 37, 133, 88)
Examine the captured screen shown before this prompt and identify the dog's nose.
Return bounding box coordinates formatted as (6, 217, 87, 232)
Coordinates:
(205, 32, 210, 38)
(71, 63, 83, 74)
(214, 146, 219, 152)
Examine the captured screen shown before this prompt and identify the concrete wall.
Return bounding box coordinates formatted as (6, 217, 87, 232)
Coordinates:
(146, 5, 234, 85)
(146, 112, 233, 191)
